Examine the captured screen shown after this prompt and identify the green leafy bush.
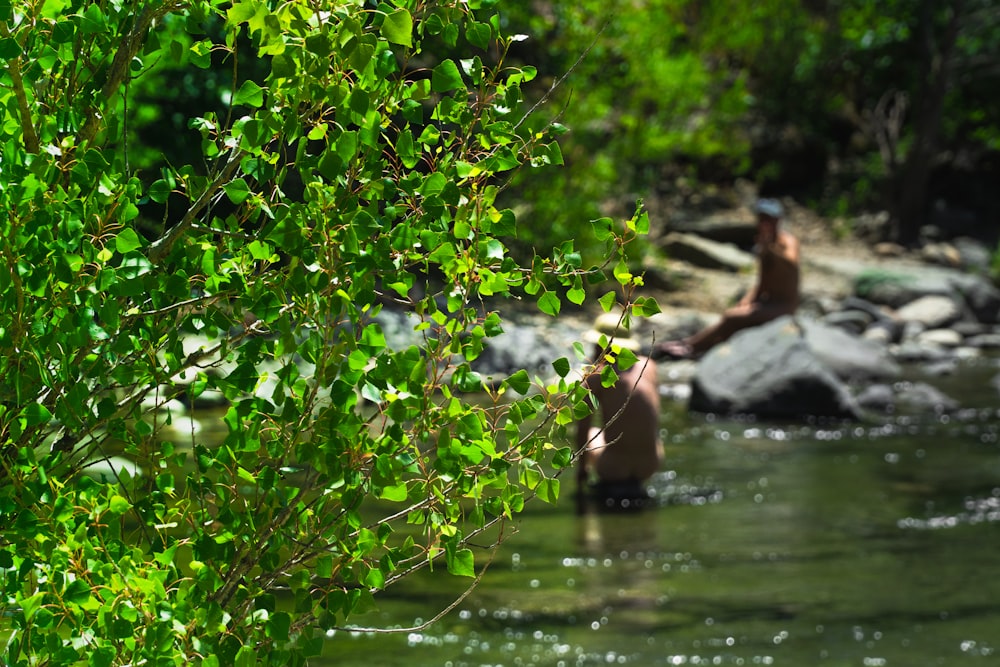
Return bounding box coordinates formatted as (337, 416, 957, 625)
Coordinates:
(0, 1, 654, 664)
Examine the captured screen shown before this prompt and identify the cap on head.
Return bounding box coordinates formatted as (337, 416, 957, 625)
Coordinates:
(754, 198, 784, 219)
(583, 311, 642, 351)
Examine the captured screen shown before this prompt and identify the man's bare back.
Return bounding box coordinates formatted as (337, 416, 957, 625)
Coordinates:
(577, 358, 663, 485)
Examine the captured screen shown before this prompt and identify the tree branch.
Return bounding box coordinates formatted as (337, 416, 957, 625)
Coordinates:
(147, 151, 243, 264)
(0, 22, 40, 153)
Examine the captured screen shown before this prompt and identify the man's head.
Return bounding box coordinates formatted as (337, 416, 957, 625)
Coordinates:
(753, 198, 783, 242)
(754, 198, 783, 222)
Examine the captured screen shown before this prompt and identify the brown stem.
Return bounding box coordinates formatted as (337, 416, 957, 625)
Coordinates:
(0, 22, 40, 153)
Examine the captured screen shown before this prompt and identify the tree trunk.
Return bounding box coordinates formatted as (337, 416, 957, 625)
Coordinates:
(891, 0, 963, 245)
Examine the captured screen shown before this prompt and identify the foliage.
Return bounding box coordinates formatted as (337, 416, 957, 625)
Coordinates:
(499, 0, 759, 259)
(0, 1, 656, 664)
(498, 0, 1000, 246)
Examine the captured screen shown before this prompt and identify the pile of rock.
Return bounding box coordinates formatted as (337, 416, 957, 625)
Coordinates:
(643, 258, 1000, 421)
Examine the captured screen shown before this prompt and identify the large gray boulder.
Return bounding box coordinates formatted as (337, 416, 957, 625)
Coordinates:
(661, 232, 755, 273)
(799, 318, 901, 382)
(689, 317, 861, 419)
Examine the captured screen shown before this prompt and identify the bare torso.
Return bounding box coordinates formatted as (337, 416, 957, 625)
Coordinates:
(579, 358, 663, 482)
(753, 229, 800, 309)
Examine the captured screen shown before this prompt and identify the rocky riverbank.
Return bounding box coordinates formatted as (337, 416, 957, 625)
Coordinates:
(465, 199, 1000, 421)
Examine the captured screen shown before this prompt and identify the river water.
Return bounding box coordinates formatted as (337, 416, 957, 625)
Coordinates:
(322, 357, 1000, 666)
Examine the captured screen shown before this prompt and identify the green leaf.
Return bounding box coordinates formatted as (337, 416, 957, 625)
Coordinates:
(381, 9, 412, 47)
(268, 611, 291, 641)
(552, 357, 570, 378)
(148, 179, 172, 203)
(467, 21, 492, 50)
(591, 217, 614, 241)
(233, 80, 265, 107)
(505, 369, 530, 394)
(224, 178, 251, 204)
(633, 296, 662, 317)
(22, 403, 52, 427)
(446, 547, 475, 577)
(108, 495, 132, 515)
(19, 592, 45, 621)
(538, 291, 561, 316)
(536, 477, 560, 504)
(64, 579, 91, 604)
(431, 59, 464, 92)
(599, 292, 617, 312)
(395, 129, 418, 169)
(115, 228, 143, 253)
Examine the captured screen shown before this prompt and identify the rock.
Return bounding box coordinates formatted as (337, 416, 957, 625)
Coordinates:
(854, 268, 956, 308)
(895, 381, 959, 414)
(863, 319, 904, 345)
(855, 384, 896, 413)
(950, 273, 1000, 323)
(966, 333, 1000, 349)
(873, 242, 906, 257)
(952, 236, 993, 273)
(661, 232, 755, 273)
(921, 242, 962, 267)
(688, 317, 860, 419)
(646, 309, 718, 343)
(840, 296, 894, 321)
(821, 309, 872, 335)
(891, 340, 955, 363)
(922, 359, 959, 376)
(914, 328, 964, 348)
(799, 318, 901, 382)
(668, 217, 757, 247)
(895, 295, 963, 328)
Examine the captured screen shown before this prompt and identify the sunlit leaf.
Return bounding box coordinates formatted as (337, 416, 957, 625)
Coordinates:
(233, 80, 264, 107)
(381, 8, 412, 47)
(431, 59, 464, 92)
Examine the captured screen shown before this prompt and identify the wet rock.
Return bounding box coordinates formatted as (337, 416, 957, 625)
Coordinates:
(891, 340, 955, 364)
(894, 381, 959, 414)
(855, 384, 896, 413)
(689, 317, 860, 419)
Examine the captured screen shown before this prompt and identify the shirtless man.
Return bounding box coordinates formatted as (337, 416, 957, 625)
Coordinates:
(653, 198, 800, 360)
(576, 313, 664, 508)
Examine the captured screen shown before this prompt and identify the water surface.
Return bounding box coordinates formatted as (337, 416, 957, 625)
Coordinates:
(324, 360, 1000, 666)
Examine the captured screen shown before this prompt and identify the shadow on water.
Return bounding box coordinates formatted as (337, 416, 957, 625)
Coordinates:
(323, 359, 1000, 666)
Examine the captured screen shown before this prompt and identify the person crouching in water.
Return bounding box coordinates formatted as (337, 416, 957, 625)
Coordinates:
(575, 312, 664, 511)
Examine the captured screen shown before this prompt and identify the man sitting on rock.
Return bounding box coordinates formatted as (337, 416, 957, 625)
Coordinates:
(653, 198, 800, 360)
(576, 312, 664, 510)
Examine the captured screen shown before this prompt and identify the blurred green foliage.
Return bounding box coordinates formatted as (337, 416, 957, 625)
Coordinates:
(118, 1, 1000, 258)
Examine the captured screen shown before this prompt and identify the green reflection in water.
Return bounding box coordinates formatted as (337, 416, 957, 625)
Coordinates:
(322, 385, 1000, 666)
